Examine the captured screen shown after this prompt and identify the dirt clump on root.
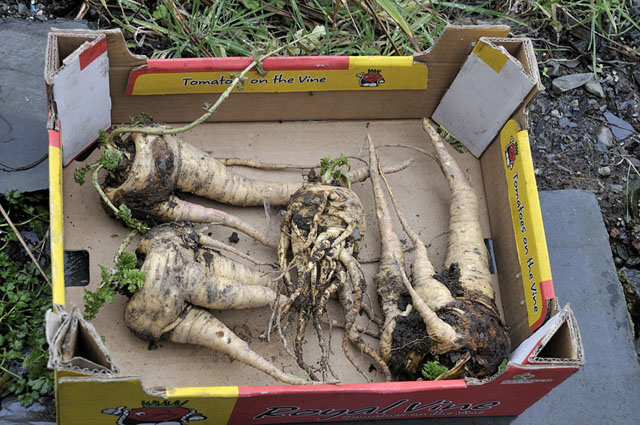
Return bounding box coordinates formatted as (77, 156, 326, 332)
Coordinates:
(389, 262, 509, 380)
(390, 299, 509, 380)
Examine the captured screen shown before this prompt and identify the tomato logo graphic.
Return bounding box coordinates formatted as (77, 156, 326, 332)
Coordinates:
(356, 69, 385, 87)
(102, 400, 206, 425)
(505, 136, 518, 170)
(514, 372, 535, 380)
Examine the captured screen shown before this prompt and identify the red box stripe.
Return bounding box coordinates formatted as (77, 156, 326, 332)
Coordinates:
(147, 56, 349, 73)
(48, 129, 61, 148)
(79, 37, 107, 70)
(540, 279, 555, 300)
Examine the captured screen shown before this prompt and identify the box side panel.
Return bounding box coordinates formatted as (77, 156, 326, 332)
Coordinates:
(56, 377, 237, 425)
(47, 34, 111, 165)
(94, 26, 511, 123)
(415, 25, 510, 118)
(222, 364, 579, 423)
(55, 365, 578, 424)
(430, 39, 536, 157)
(481, 113, 555, 347)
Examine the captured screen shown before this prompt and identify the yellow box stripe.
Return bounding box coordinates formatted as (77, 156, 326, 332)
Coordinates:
(166, 386, 238, 398)
(500, 120, 553, 329)
(131, 56, 426, 95)
(49, 143, 65, 306)
(166, 386, 238, 425)
(348, 56, 414, 68)
(473, 40, 508, 74)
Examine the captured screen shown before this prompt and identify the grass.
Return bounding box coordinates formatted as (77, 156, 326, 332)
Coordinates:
(0, 190, 53, 406)
(81, 1, 639, 78)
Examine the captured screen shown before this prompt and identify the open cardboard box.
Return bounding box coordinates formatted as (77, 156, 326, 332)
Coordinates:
(45, 26, 584, 424)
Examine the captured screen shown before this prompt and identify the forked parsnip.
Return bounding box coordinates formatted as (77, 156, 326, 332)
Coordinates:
(123, 224, 310, 385)
(276, 156, 391, 382)
(368, 124, 509, 380)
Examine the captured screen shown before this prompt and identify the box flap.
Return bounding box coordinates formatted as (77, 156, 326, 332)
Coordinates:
(45, 30, 111, 166)
(509, 304, 583, 366)
(46, 307, 119, 375)
(431, 37, 537, 157)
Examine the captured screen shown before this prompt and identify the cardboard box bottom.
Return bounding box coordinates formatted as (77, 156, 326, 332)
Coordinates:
(62, 118, 497, 389)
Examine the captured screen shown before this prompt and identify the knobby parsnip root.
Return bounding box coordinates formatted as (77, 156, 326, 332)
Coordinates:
(123, 224, 310, 385)
(369, 126, 509, 380)
(277, 181, 391, 382)
(102, 131, 413, 247)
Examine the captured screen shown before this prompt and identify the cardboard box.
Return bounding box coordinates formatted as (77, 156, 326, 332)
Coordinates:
(45, 26, 584, 424)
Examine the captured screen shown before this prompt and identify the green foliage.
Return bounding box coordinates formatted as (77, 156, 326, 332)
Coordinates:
(97, 128, 108, 148)
(320, 154, 351, 188)
(73, 149, 123, 185)
(83, 252, 145, 321)
(130, 112, 154, 126)
(114, 205, 150, 235)
(421, 357, 449, 380)
(497, 358, 508, 373)
(0, 190, 53, 406)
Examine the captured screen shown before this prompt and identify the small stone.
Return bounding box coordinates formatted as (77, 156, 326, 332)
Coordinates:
(1, 3, 8, 12)
(585, 80, 605, 98)
(604, 111, 636, 140)
(610, 228, 620, 238)
(617, 244, 630, 261)
(611, 184, 624, 192)
(550, 109, 562, 118)
(534, 168, 542, 176)
(552, 73, 594, 94)
(544, 60, 561, 77)
(595, 126, 614, 148)
(559, 117, 577, 128)
(17, 2, 27, 14)
(598, 166, 611, 177)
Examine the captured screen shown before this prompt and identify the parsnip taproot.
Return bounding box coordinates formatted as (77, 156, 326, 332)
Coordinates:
(368, 126, 509, 380)
(123, 224, 309, 385)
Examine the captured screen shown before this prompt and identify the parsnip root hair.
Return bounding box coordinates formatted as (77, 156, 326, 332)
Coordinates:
(277, 182, 391, 381)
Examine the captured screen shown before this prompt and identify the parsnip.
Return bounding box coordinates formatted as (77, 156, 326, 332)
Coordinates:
(276, 158, 391, 382)
(123, 224, 309, 385)
(368, 125, 509, 380)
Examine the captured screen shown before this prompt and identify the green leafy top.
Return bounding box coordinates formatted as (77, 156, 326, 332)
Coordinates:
(73, 149, 124, 186)
(320, 154, 351, 189)
(421, 358, 449, 381)
(83, 251, 145, 321)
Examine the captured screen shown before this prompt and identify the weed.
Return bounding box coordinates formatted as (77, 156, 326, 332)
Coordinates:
(421, 356, 449, 380)
(0, 190, 53, 406)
